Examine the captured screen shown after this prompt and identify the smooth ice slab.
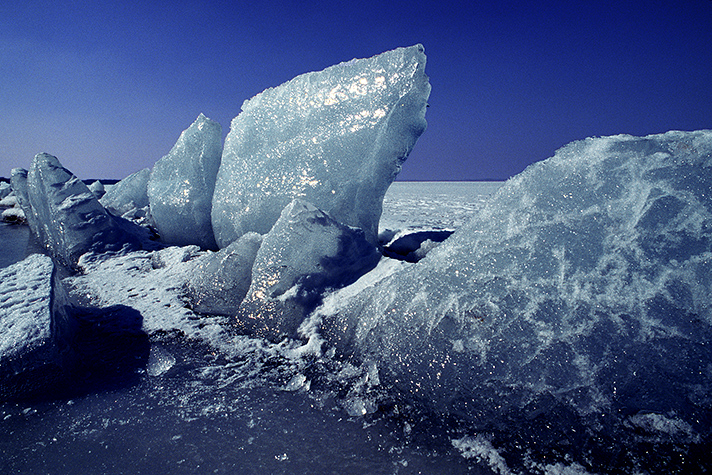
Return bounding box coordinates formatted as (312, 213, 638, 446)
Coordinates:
(147, 113, 222, 249)
(238, 199, 380, 340)
(318, 130, 712, 425)
(26, 154, 132, 266)
(212, 44, 430, 248)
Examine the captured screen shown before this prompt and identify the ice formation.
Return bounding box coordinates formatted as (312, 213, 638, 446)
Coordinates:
(237, 199, 380, 340)
(147, 113, 222, 249)
(212, 44, 430, 248)
(0, 254, 55, 398)
(318, 130, 712, 426)
(100, 168, 151, 219)
(0, 181, 10, 200)
(87, 180, 105, 200)
(10, 168, 38, 232)
(187, 232, 262, 316)
(23, 153, 133, 266)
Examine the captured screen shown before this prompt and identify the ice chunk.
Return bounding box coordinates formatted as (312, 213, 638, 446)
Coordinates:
(212, 44, 430, 248)
(100, 168, 151, 219)
(2, 207, 25, 224)
(146, 344, 176, 377)
(147, 113, 222, 249)
(0, 192, 17, 208)
(0, 254, 56, 393)
(186, 232, 262, 316)
(237, 199, 380, 340)
(26, 153, 135, 266)
(11, 168, 40, 233)
(87, 180, 105, 200)
(0, 181, 11, 200)
(382, 228, 453, 262)
(319, 130, 712, 425)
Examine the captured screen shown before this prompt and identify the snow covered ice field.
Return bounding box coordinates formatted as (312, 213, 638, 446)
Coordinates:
(0, 182, 504, 475)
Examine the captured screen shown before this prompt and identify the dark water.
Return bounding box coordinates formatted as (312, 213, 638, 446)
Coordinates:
(0, 223, 40, 269)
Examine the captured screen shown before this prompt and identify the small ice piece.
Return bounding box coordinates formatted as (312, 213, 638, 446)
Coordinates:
(186, 232, 263, 316)
(236, 199, 380, 340)
(100, 168, 151, 219)
(0, 193, 18, 208)
(146, 344, 176, 377)
(87, 180, 105, 200)
(212, 44, 430, 248)
(284, 373, 307, 391)
(25, 153, 134, 266)
(147, 114, 223, 249)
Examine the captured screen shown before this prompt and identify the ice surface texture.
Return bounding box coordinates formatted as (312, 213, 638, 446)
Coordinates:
(321, 130, 712, 424)
(212, 44, 430, 248)
(0, 255, 55, 381)
(24, 154, 133, 266)
(147, 113, 222, 249)
(238, 199, 380, 340)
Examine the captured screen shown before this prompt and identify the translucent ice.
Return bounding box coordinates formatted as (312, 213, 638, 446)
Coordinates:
(186, 232, 262, 316)
(212, 44, 430, 248)
(100, 168, 151, 219)
(147, 113, 222, 249)
(26, 153, 133, 266)
(319, 130, 712, 424)
(238, 199, 380, 340)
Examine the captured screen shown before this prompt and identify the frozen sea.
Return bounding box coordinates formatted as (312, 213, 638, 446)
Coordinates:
(1, 182, 508, 475)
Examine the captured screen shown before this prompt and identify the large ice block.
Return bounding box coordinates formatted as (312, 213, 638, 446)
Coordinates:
(147, 113, 222, 249)
(26, 153, 132, 266)
(319, 130, 712, 425)
(238, 199, 380, 340)
(212, 44, 430, 248)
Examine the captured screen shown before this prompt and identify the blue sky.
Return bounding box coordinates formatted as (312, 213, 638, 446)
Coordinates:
(2, 0, 711, 181)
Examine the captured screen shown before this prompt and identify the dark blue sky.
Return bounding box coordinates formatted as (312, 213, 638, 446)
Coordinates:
(2, 1, 711, 181)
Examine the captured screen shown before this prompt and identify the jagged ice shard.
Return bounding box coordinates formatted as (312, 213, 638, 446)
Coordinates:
(212, 44, 430, 248)
(319, 130, 712, 428)
(24, 153, 133, 266)
(147, 113, 222, 249)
